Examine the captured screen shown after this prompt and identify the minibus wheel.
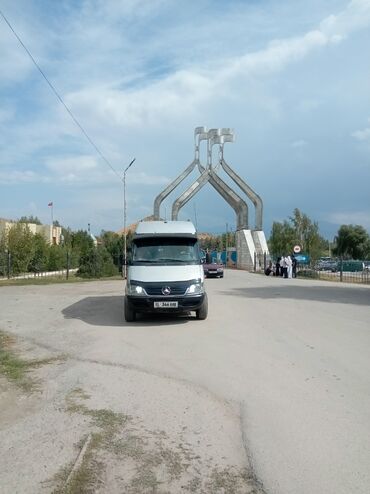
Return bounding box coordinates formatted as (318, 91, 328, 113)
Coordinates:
(124, 296, 136, 322)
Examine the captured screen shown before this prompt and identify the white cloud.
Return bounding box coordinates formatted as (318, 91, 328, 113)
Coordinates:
(325, 211, 370, 229)
(226, 30, 327, 79)
(0, 2, 55, 86)
(291, 140, 308, 148)
(320, 0, 370, 39)
(352, 118, 370, 141)
(298, 99, 322, 112)
(43, 156, 170, 186)
(0, 170, 49, 184)
(64, 70, 213, 130)
(54, 0, 370, 135)
(45, 155, 98, 173)
(130, 171, 171, 185)
(1, 0, 370, 234)
(0, 107, 15, 123)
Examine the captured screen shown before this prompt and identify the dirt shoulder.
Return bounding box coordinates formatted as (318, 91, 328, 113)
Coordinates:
(0, 329, 265, 493)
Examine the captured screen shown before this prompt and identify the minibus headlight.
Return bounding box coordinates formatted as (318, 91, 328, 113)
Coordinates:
(127, 283, 147, 296)
(185, 282, 204, 295)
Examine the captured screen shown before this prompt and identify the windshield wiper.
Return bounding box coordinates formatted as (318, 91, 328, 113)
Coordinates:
(156, 258, 179, 262)
(175, 259, 197, 263)
(134, 259, 158, 263)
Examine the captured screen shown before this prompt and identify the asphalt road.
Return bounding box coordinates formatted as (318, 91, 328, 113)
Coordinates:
(0, 271, 369, 493)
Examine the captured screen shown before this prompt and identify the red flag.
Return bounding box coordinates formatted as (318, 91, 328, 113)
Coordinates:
(48, 202, 53, 207)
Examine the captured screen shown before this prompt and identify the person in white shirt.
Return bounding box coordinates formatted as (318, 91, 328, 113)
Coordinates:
(280, 256, 287, 278)
(286, 255, 293, 278)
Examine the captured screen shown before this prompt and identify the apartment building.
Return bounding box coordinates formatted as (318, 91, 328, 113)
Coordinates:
(0, 219, 62, 245)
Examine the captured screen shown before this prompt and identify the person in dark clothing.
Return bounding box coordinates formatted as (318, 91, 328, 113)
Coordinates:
(205, 248, 212, 263)
(281, 256, 288, 278)
(265, 260, 273, 276)
(292, 254, 297, 278)
(275, 256, 281, 277)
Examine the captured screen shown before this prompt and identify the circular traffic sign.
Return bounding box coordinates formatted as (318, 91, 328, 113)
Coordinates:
(293, 245, 301, 253)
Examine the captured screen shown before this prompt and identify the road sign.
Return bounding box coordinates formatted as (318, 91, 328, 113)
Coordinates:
(293, 245, 301, 253)
(294, 254, 310, 264)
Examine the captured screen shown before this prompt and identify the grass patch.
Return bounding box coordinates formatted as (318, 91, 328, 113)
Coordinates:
(0, 275, 123, 287)
(53, 388, 264, 493)
(205, 467, 262, 494)
(63, 389, 192, 492)
(0, 330, 66, 391)
(51, 434, 105, 494)
(65, 388, 130, 431)
(50, 389, 131, 493)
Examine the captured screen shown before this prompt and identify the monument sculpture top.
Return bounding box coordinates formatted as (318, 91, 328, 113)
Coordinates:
(153, 127, 263, 231)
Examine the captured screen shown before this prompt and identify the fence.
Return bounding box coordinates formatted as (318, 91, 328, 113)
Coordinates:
(296, 263, 370, 285)
(0, 250, 124, 282)
(259, 256, 370, 285)
(0, 250, 75, 281)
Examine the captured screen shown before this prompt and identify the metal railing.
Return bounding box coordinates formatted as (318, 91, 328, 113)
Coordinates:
(296, 263, 370, 285)
(0, 250, 123, 282)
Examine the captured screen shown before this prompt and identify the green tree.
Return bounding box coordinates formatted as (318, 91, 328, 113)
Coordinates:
(99, 230, 125, 271)
(269, 208, 325, 260)
(7, 223, 34, 274)
(61, 227, 73, 247)
(28, 233, 49, 272)
(48, 245, 67, 271)
(0, 232, 7, 276)
(289, 208, 324, 260)
(333, 225, 370, 259)
(268, 220, 295, 257)
(19, 215, 42, 225)
(199, 233, 233, 252)
(78, 245, 118, 278)
(100, 230, 123, 258)
(71, 230, 94, 257)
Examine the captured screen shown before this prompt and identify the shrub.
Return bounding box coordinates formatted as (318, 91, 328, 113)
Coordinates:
(78, 246, 119, 278)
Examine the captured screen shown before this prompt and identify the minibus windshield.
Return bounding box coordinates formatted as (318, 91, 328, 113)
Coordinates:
(132, 237, 200, 265)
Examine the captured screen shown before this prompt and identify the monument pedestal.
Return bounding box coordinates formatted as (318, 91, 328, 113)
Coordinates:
(236, 229, 269, 271)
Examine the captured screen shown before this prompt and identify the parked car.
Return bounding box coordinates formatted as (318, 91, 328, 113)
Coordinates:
(316, 259, 338, 272)
(363, 261, 370, 272)
(202, 261, 224, 278)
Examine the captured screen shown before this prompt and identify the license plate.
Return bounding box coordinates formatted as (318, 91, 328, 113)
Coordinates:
(209, 270, 217, 274)
(154, 301, 178, 308)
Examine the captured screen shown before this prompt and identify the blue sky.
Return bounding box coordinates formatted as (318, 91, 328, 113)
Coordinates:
(1, 0, 369, 239)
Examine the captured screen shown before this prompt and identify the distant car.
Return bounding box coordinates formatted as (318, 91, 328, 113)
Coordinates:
(202, 261, 224, 278)
(363, 261, 370, 272)
(316, 260, 338, 272)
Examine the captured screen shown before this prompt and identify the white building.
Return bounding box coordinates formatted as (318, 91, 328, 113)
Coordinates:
(0, 219, 62, 245)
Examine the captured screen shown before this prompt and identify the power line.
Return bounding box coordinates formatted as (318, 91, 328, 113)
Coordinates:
(0, 8, 122, 181)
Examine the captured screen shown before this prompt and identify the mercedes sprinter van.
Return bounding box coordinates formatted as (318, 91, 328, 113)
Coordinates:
(124, 220, 208, 322)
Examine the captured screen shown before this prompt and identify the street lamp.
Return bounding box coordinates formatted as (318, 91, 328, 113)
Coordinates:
(123, 158, 136, 278)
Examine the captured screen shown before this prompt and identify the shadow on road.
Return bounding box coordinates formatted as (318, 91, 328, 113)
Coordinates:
(62, 296, 192, 326)
(220, 285, 370, 306)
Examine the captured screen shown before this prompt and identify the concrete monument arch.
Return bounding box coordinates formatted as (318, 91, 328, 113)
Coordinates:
(153, 127, 268, 269)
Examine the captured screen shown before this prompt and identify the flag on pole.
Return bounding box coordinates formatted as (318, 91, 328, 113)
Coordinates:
(48, 202, 54, 227)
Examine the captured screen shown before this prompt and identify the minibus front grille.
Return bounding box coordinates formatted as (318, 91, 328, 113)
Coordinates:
(144, 283, 188, 296)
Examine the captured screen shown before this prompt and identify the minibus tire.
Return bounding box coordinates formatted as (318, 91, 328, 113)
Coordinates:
(124, 296, 136, 322)
(196, 293, 208, 320)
